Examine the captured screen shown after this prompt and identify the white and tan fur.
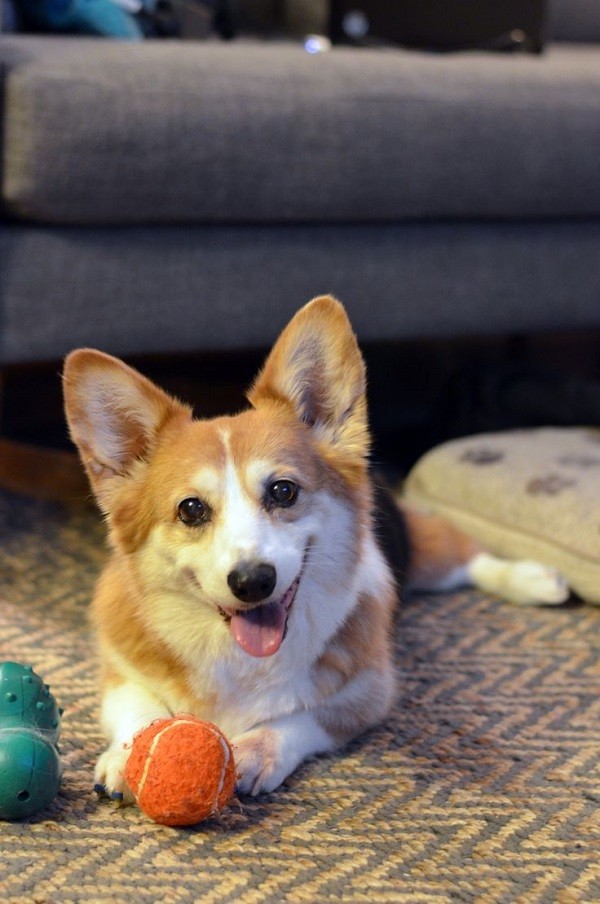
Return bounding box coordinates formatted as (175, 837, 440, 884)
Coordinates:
(63, 296, 567, 802)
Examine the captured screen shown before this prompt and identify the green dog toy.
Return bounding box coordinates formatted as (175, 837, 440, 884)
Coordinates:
(0, 662, 63, 820)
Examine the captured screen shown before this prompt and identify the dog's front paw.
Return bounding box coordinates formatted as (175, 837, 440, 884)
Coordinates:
(232, 727, 289, 796)
(94, 745, 135, 804)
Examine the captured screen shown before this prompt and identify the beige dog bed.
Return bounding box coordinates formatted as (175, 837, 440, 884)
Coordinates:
(404, 427, 600, 604)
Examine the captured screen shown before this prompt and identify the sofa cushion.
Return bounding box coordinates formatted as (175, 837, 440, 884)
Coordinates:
(2, 37, 600, 225)
(2, 219, 600, 363)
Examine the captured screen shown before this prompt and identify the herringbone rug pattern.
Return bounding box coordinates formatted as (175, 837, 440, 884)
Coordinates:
(0, 489, 599, 902)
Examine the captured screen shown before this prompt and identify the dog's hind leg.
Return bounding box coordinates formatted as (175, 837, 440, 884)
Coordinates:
(465, 551, 569, 605)
(401, 506, 569, 606)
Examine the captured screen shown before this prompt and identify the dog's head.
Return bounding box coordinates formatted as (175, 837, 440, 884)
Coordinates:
(63, 296, 372, 659)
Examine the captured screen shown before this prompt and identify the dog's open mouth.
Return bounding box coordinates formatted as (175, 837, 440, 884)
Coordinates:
(220, 547, 309, 658)
(224, 577, 299, 658)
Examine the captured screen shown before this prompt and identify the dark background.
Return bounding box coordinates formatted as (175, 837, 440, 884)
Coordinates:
(2, 328, 599, 481)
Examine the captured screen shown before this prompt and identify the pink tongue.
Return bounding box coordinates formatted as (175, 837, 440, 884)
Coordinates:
(231, 602, 287, 657)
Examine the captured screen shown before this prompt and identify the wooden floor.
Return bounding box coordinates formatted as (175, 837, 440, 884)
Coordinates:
(0, 438, 90, 504)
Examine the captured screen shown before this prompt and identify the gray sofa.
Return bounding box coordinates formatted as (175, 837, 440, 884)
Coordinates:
(1, 0, 599, 365)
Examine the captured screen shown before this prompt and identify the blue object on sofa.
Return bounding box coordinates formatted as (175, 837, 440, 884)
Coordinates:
(1, 0, 19, 30)
(14, 0, 142, 37)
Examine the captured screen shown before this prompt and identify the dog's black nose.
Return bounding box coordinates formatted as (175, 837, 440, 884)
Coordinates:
(227, 562, 277, 603)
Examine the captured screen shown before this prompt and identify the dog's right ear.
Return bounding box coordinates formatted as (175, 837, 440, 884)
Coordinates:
(63, 349, 190, 507)
(248, 296, 370, 462)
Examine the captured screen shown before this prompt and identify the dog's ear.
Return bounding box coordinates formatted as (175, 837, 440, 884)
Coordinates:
(248, 296, 369, 458)
(63, 349, 190, 507)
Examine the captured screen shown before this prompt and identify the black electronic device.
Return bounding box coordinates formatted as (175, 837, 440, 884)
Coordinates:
(329, 1, 547, 52)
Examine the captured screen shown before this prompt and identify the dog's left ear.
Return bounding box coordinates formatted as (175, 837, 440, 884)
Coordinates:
(248, 296, 369, 458)
(63, 348, 190, 510)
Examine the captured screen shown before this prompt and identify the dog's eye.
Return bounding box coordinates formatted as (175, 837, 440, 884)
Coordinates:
(178, 497, 209, 526)
(266, 479, 299, 508)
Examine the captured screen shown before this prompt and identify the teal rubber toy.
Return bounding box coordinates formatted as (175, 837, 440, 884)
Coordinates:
(0, 662, 63, 820)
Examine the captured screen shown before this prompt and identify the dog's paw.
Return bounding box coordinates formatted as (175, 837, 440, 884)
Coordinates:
(94, 745, 135, 805)
(504, 560, 570, 606)
(232, 727, 289, 796)
(470, 552, 570, 606)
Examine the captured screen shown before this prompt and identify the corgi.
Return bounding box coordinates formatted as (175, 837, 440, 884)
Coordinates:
(63, 296, 568, 801)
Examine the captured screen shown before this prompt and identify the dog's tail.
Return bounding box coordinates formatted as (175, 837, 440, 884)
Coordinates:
(401, 504, 481, 593)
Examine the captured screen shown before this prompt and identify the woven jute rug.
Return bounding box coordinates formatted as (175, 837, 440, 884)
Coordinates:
(0, 489, 599, 903)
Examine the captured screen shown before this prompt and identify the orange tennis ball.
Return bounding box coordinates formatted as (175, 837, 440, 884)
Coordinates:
(124, 716, 237, 826)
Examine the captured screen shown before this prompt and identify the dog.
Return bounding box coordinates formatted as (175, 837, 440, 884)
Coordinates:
(63, 296, 568, 801)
